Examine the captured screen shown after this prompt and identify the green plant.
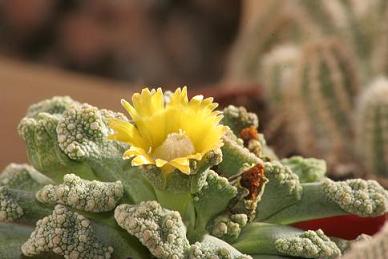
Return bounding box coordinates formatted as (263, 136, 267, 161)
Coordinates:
(371, 5, 388, 77)
(226, 0, 320, 83)
(286, 0, 388, 78)
(225, 0, 388, 181)
(0, 89, 387, 259)
(356, 78, 388, 182)
(285, 38, 360, 174)
(260, 44, 301, 109)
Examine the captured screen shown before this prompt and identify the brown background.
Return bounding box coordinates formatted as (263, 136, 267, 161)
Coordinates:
(0, 56, 141, 169)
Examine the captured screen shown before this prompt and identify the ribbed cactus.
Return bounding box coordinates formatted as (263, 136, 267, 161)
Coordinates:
(261, 44, 301, 108)
(356, 78, 388, 182)
(295, 0, 350, 33)
(371, 5, 388, 77)
(285, 38, 360, 172)
(295, 0, 386, 68)
(226, 0, 319, 82)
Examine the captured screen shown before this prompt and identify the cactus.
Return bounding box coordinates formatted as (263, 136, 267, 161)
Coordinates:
(261, 44, 301, 108)
(371, 5, 388, 77)
(295, 0, 387, 70)
(285, 38, 360, 173)
(226, 0, 320, 82)
(356, 78, 388, 182)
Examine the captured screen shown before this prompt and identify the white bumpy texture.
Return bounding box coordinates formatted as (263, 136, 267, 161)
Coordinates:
(322, 178, 388, 216)
(0, 186, 23, 222)
(275, 229, 341, 258)
(114, 201, 189, 259)
(21, 205, 113, 259)
(36, 174, 123, 212)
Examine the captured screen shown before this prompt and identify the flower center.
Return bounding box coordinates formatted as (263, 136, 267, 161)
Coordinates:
(153, 131, 195, 161)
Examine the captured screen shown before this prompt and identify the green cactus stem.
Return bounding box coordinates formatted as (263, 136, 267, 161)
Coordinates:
(259, 178, 388, 224)
(295, 0, 378, 66)
(218, 129, 262, 178)
(285, 38, 360, 173)
(0, 163, 53, 192)
(36, 174, 124, 213)
(255, 161, 302, 221)
(21, 205, 114, 259)
(261, 44, 301, 108)
(356, 78, 388, 182)
(281, 156, 326, 183)
(232, 223, 341, 258)
(226, 0, 319, 82)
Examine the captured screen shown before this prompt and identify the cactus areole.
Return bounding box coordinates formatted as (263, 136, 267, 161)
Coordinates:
(0, 87, 387, 259)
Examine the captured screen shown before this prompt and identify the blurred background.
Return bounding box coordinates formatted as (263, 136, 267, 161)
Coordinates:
(0, 0, 243, 169)
(1, 0, 388, 185)
(0, 0, 241, 84)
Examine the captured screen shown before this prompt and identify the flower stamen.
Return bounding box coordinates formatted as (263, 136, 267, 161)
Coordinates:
(152, 131, 195, 161)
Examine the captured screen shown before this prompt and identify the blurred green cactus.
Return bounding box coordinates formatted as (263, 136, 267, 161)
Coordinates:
(356, 78, 388, 181)
(226, 0, 320, 83)
(285, 38, 360, 173)
(261, 44, 301, 108)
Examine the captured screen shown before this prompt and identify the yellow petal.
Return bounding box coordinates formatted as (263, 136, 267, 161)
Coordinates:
(123, 146, 149, 158)
(110, 86, 226, 176)
(132, 155, 155, 166)
(132, 88, 164, 118)
(187, 153, 203, 160)
(155, 158, 168, 167)
(170, 86, 188, 106)
(123, 146, 155, 166)
(168, 157, 191, 174)
(122, 88, 167, 148)
(108, 118, 148, 149)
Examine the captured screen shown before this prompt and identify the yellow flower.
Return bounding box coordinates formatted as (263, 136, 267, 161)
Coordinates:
(108, 87, 226, 174)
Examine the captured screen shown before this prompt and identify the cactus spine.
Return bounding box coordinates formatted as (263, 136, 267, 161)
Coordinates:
(356, 78, 388, 181)
(286, 39, 360, 169)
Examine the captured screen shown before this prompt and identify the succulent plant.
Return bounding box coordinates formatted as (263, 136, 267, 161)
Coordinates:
(371, 4, 388, 77)
(1, 88, 387, 258)
(293, 0, 388, 76)
(226, 0, 320, 83)
(224, 0, 388, 181)
(356, 78, 388, 183)
(285, 38, 360, 174)
(261, 44, 301, 109)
